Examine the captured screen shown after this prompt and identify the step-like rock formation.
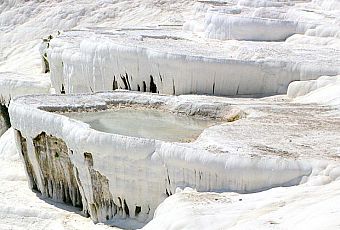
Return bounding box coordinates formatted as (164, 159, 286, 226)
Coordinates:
(0, 72, 50, 135)
(43, 0, 340, 97)
(10, 91, 340, 227)
(46, 27, 340, 97)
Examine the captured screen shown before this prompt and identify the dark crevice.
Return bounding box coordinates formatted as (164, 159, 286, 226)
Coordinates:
(123, 199, 129, 216)
(166, 169, 171, 185)
(159, 73, 163, 82)
(120, 75, 128, 90)
(112, 76, 118, 90)
(84, 152, 93, 167)
(125, 73, 131, 90)
(61, 84, 65, 94)
(150, 75, 157, 93)
(135, 206, 141, 216)
(117, 197, 123, 214)
(236, 84, 240, 95)
(43, 53, 50, 73)
(41, 35, 52, 73)
(142, 81, 147, 92)
(120, 74, 131, 90)
(0, 103, 11, 129)
(137, 84, 140, 91)
(172, 79, 176, 95)
(212, 82, 215, 95)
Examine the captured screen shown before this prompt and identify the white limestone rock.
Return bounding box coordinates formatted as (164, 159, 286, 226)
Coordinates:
(9, 91, 340, 228)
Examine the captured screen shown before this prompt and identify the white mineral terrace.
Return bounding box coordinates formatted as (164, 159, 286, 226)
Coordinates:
(9, 91, 340, 228)
(1, 0, 340, 229)
(39, 0, 340, 98)
(46, 27, 340, 97)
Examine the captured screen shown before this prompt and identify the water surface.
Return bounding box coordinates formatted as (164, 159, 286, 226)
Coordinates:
(67, 108, 216, 142)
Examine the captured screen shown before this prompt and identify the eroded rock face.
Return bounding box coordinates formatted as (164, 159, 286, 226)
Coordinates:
(0, 103, 11, 136)
(32, 132, 82, 207)
(17, 131, 82, 207)
(10, 92, 319, 228)
(15, 130, 134, 223)
(84, 152, 119, 222)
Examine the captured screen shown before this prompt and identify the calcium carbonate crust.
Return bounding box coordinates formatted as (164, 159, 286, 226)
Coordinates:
(9, 91, 327, 228)
(46, 27, 340, 97)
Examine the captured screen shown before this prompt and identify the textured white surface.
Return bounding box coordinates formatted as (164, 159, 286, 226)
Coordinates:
(9, 91, 340, 228)
(145, 179, 340, 230)
(184, 0, 340, 41)
(1, 0, 340, 229)
(0, 0, 194, 74)
(0, 128, 115, 230)
(46, 28, 340, 96)
(0, 72, 50, 104)
(288, 75, 340, 112)
(43, 0, 340, 96)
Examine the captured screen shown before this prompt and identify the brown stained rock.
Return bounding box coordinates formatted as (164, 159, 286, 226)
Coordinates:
(84, 152, 118, 222)
(32, 132, 82, 208)
(0, 103, 11, 136)
(17, 131, 135, 223)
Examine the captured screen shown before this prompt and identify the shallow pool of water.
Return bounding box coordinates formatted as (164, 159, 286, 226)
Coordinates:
(66, 108, 216, 142)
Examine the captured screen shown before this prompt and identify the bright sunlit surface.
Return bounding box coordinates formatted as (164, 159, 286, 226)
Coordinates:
(66, 108, 217, 142)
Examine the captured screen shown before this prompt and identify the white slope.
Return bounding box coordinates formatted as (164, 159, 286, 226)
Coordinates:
(0, 0, 195, 74)
(9, 91, 340, 229)
(288, 75, 340, 112)
(0, 72, 50, 104)
(296, 83, 340, 108)
(0, 1, 195, 228)
(184, 0, 340, 42)
(43, 0, 340, 96)
(1, 0, 340, 229)
(144, 180, 340, 230)
(0, 128, 117, 230)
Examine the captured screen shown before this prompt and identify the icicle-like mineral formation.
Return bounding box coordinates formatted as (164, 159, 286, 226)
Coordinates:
(11, 91, 337, 228)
